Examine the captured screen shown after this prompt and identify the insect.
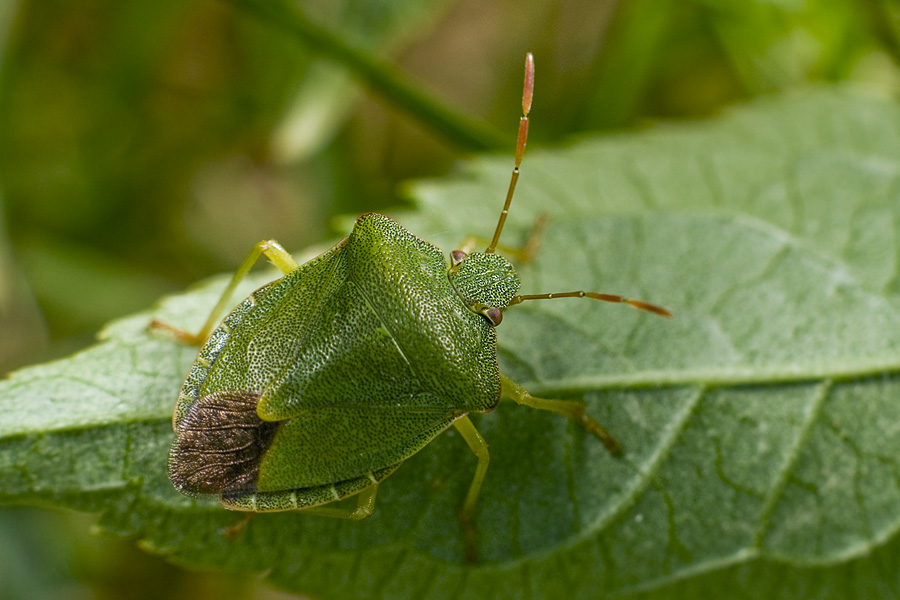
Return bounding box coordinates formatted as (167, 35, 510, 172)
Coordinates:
(161, 53, 670, 560)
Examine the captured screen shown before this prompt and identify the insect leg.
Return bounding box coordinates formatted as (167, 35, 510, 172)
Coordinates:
(150, 240, 299, 345)
(299, 485, 378, 521)
(515, 213, 547, 262)
(455, 215, 546, 262)
(453, 415, 490, 563)
(500, 375, 623, 455)
(496, 213, 548, 263)
(223, 513, 255, 538)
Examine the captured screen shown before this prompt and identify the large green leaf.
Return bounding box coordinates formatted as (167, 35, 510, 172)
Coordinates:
(2, 88, 900, 599)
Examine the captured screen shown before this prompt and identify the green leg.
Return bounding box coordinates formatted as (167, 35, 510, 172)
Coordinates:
(456, 215, 546, 260)
(300, 485, 378, 521)
(453, 415, 490, 563)
(223, 513, 255, 538)
(505, 213, 547, 262)
(501, 375, 623, 455)
(151, 240, 298, 345)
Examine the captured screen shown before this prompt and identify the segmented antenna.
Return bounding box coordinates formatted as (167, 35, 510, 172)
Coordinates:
(485, 52, 533, 254)
(483, 53, 671, 319)
(508, 291, 672, 317)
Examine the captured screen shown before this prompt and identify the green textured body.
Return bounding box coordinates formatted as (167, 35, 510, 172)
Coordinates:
(171, 213, 512, 511)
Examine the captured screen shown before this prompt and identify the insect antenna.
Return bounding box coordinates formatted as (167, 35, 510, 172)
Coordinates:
(509, 291, 673, 317)
(485, 53, 671, 318)
(485, 52, 533, 254)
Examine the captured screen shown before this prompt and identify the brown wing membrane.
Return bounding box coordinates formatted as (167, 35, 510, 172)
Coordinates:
(168, 390, 277, 496)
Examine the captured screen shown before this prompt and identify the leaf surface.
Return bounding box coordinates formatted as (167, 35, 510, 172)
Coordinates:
(3, 89, 900, 599)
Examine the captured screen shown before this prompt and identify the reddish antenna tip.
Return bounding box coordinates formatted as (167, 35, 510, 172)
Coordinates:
(485, 53, 535, 254)
(627, 300, 674, 318)
(523, 53, 534, 115)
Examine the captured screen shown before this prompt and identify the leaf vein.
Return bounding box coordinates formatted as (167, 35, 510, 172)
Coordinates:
(751, 378, 832, 551)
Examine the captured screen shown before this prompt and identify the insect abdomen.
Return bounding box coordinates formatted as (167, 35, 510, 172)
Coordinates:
(168, 389, 277, 496)
(220, 463, 401, 512)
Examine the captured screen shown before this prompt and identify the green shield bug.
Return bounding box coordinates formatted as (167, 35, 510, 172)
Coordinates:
(160, 53, 670, 560)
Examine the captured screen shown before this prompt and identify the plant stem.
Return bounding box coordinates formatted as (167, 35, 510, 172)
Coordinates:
(228, 0, 507, 151)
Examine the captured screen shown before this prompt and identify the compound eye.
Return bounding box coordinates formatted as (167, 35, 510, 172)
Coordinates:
(450, 250, 467, 266)
(483, 307, 503, 326)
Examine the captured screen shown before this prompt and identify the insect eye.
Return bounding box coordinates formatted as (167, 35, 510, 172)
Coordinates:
(450, 250, 467, 266)
(482, 307, 503, 326)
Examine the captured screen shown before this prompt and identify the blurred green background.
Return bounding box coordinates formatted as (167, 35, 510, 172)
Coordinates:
(1, 0, 899, 597)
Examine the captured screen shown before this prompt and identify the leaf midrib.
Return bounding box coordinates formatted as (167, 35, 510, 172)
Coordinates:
(524, 358, 900, 394)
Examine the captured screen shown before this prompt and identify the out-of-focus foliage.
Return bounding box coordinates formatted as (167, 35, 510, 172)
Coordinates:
(1, 0, 899, 598)
(3, 0, 899, 365)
